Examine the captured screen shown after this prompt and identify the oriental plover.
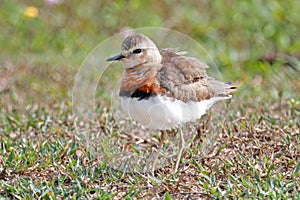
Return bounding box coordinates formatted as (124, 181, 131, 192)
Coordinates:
(107, 33, 236, 174)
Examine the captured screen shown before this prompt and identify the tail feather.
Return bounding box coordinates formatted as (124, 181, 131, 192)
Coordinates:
(207, 78, 238, 98)
(224, 81, 238, 94)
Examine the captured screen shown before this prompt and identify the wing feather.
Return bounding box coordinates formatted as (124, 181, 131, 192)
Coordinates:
(157, 49, 234, 102)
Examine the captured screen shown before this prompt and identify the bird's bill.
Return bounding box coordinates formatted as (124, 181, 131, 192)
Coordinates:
(106, 53, 125, 61)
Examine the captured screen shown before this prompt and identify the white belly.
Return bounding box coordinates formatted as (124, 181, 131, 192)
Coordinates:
(120, 95, 230, 130)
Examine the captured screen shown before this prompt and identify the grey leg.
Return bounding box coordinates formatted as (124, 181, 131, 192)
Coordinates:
(151, 130, 165, 174)
(174, 128, 185, 173)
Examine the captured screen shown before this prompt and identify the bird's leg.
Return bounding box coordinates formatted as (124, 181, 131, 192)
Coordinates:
(174, 128, 185, 173)
(151, 130, 165, 174)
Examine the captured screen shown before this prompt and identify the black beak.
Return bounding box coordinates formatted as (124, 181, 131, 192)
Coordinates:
(106, 53, 125, 61)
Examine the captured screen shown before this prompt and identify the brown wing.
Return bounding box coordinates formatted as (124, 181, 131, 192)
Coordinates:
(157, 49, 235, 103)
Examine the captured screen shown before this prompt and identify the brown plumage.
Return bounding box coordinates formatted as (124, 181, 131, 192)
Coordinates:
(118, 47, 236, 102)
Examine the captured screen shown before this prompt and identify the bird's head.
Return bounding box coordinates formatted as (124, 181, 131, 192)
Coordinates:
(107, 34, 162, 68)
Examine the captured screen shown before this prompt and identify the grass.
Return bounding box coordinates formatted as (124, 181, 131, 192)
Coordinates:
(1, 0, 300, 199)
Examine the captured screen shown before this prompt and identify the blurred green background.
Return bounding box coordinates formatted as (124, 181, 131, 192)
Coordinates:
(0, 0, 299, 107)
(1, 1, 299, 198)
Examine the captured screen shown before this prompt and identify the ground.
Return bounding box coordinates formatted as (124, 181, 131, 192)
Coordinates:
(0, 0, 300, 199)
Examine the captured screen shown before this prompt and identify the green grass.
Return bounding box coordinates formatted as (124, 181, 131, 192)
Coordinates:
(1, 0, 300, 199)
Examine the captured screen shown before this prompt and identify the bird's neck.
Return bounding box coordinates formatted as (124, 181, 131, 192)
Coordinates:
(120, 64, 159, 96)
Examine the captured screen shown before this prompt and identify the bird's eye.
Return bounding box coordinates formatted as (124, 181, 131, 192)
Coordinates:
(133, 49, 142, 54)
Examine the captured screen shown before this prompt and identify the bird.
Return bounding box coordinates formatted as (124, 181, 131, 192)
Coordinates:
(107, 33, 236, 174)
